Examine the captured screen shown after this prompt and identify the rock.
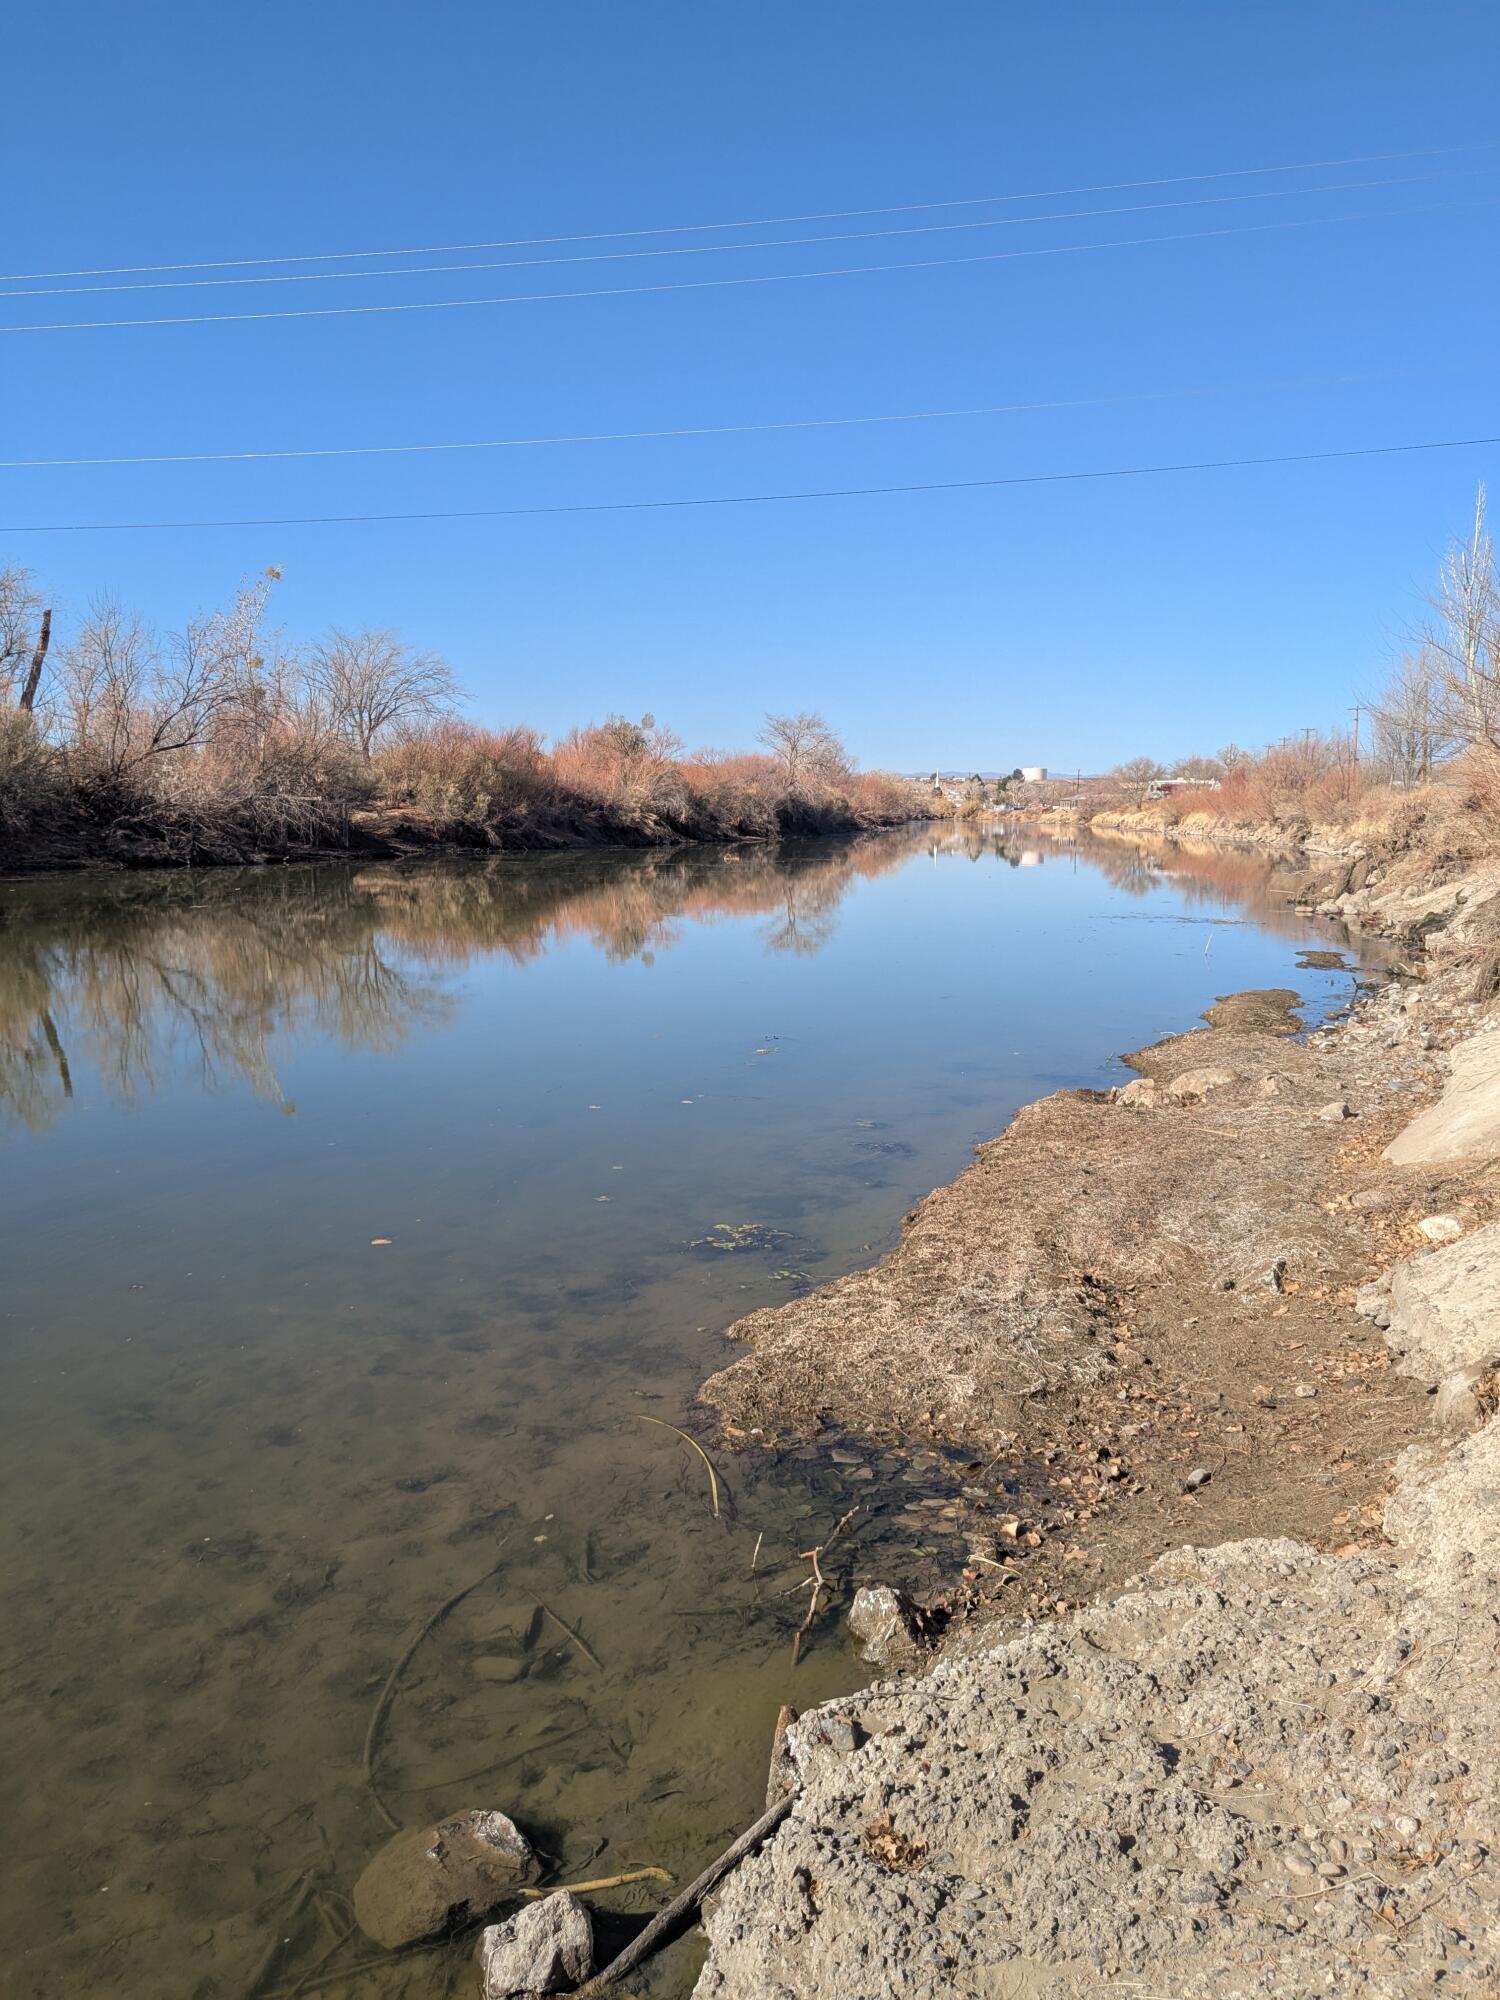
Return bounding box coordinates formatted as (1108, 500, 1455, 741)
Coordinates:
(1166, 1066, 1236, 1104)
(1385, 1025, 1500, 1165)
(1262, 1258, 1289, 1293)
(476, 1892, 593, 1997)
(1181, 1467, 1213, 1493)
(1351, 1187, 1397, 1210)
(1318, 1100, 1354, 1122)
(820, 1713, 860, 1754)
(1384, 1221, 1500, 1380)
(847, 1584, 921, 1666)
(474, 1653, 529, 1685)
(1434, 1361, 1500, 1432)
(1417, 1215, 1464, 1244)
(1354, 1279, 1392, 1328)
(352, 1809, 537, 1949)
(1116, 1077, 1158, 1109)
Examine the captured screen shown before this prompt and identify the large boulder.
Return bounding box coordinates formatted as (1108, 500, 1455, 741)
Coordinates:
(1384, 1220, 1500, 1382)
(477, 1891, 593, 1997)
(352, 1809, 536, 1949)
(1385, 1026, 1500, 1165)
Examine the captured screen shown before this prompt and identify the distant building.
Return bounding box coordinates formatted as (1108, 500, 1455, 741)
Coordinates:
(1019, 766, 1047, 783)
(1150, 775, 1221, 799)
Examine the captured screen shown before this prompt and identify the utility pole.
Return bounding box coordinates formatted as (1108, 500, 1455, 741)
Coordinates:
(1350, 704, 1360, 768)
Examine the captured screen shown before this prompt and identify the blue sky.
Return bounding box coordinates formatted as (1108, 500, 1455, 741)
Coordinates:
(3, 1, 1497, 773)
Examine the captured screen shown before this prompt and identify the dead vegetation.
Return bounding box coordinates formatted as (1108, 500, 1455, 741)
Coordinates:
(0, 565, 929, 871)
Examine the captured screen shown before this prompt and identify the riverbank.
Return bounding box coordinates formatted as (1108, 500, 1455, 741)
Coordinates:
(694, 833, 1500, 1995)
(0, 793, 939, 878)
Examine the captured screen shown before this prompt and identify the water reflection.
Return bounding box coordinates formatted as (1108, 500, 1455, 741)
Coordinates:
(0, 826, 1337, 1138)
(0, 835, 934, 1132)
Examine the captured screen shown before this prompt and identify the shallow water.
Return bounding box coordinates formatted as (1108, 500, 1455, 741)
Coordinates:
(0, 826, 1374, 1998)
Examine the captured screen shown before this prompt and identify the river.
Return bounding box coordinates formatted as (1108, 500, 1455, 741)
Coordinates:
(0, 825, 1369, 1998)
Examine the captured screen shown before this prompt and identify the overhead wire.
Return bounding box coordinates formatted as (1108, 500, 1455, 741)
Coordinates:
(0, 168, 1480, 300)
(0, 362, 1480, 471)
(4, 434, 1495, 536)
(4, 197, 1492, 335)
(1, 138, 1491, 284)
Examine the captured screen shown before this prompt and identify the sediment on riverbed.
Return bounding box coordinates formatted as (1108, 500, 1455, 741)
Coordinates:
(694, 834, 1500, 1997)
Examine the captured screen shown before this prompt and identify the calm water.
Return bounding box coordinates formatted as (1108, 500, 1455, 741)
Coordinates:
(0, 826, 1370, 1999)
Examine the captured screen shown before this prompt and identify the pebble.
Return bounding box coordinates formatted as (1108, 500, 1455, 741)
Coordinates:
(1284, 1851, 1317, 1878)
(1393, 1814, 1422, 1841)
(1417, 1216, 1464, 1244)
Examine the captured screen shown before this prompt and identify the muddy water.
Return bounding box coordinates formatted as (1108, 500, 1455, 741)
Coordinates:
(0, 827, 1372, 1999)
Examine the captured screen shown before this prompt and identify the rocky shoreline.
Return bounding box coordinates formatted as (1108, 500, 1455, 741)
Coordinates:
(692, 835, 1500, 1996)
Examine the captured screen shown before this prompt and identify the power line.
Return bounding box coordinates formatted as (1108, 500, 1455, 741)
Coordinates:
(0, 362, 1475, 471)
(4, 434, 1494, 537)
(1, 169, 1475, 301)
(3, 139, 1490, 284)
(5, 198, 1489, 336)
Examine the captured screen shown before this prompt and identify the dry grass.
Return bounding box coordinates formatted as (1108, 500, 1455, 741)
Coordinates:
(1, 709, 931, 870)
(1108, 745, 1500, 868)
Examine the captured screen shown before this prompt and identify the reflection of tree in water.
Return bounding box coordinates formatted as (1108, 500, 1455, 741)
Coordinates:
(929, 822, 1336, 939)
(0, 832, 932, 1129)
(0, 822, 1327, 1132)
(0, 872, 452, 1132)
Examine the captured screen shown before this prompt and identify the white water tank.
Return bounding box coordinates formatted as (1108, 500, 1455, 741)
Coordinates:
(1020, 765, 1047, 783)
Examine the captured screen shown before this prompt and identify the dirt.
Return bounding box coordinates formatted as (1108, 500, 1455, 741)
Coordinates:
(699, 969, 1461, 1628)
(691, 839, 1500, 1998)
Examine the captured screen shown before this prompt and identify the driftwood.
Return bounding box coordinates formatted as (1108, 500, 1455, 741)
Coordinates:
(573, 1795, 793, 1995)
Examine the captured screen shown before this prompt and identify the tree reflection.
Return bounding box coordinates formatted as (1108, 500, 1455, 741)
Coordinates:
(0, 833, 930, 1129)
(0, 823, 1334, 1132)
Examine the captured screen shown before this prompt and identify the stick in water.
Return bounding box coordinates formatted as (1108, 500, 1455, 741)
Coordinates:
(362, 1542, 511, 1831)
(536, 1597, 603, 1671)
(516, 1867, 671, 1902)
(633, 1414, 723, 1518)
(574, 1795, 793, 1996)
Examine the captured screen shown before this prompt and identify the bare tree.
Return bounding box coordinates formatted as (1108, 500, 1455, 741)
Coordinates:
(1173, 754, 1224, 781)
(1425, 485, 1498, 748)
(312, 629, 460, 760)
(1112, 756, 1166, 806)
(56, 576, 280, 776)
(1371, 645, 1451, 788)
(57, 600, 159, 774)
(758, 711, 851, 793)
(1, 566, 51, 711)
